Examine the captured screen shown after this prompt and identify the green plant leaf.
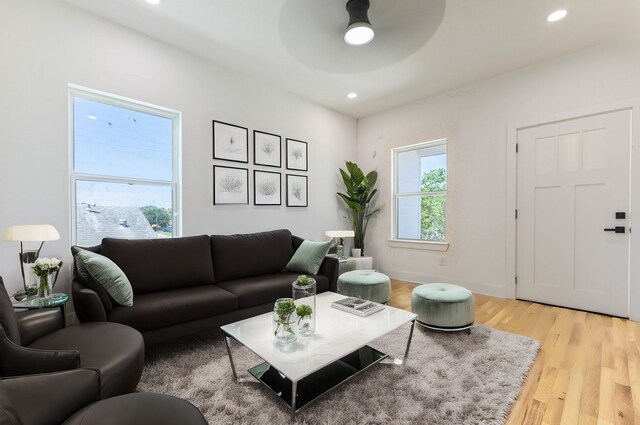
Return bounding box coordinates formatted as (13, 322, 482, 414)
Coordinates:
(345, 161, 364, 185)
(365, 207, 381, 218)
(366, 188, 378, 203)
(339, 168, 354, 190)
(337, 193, 363, 212)
(365, 170, 378, 188)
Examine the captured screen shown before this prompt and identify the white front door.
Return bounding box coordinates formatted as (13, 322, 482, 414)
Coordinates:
(516, 109, 631, 317)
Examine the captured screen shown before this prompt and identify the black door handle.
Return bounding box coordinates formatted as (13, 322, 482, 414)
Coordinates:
(604, 226, 625, 234)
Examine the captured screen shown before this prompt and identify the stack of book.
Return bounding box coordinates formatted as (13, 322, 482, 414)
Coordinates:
(331, 297, 385, 317)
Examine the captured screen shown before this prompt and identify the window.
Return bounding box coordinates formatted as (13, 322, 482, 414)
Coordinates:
(393, 139, 447, 242)
(70, 86, 181, 246)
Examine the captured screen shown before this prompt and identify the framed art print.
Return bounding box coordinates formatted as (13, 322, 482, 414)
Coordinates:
(254, 170, 281, 205)
(286, 138, 308, 171)
(213, 120, 248, 163)
(286, 174, 308, 207)
(254, 131, 281, 168)
(213, 166, 249, 205)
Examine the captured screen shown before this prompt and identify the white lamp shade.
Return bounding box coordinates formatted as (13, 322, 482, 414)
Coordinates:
(325, 230, 355, 238)
(3, 225, 60, 242)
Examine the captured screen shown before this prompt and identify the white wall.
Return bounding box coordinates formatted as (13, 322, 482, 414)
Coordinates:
(0, 0, 357, 297)
(356, 39, 640, 300)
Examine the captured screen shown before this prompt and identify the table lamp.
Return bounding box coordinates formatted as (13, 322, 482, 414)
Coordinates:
(3, 224, 60, 292)
(325, 230, 355, 260)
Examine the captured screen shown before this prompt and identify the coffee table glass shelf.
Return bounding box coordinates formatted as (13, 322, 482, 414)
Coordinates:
(221, 291, 416, 419)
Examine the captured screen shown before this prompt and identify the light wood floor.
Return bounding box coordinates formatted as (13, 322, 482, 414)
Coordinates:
(390, 279, 640, 425)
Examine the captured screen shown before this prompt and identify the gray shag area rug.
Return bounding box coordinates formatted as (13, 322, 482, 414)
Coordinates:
(138, 324, 539, 425)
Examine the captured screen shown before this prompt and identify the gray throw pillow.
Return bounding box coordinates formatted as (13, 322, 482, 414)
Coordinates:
(74, 251, 133, 307)
(285, 240, 331, 275)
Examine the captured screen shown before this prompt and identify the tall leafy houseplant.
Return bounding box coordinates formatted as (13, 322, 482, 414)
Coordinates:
(337, 161, 380, 255)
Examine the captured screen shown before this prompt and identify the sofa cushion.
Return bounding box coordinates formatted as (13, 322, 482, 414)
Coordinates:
(285, 240, 331, 275)
(74, 251, 133, 307)
(101, 236, 215, 294)
(107, 286, 238, 332)
(210, 229, 295, 282)
(217, 272, 329, 309)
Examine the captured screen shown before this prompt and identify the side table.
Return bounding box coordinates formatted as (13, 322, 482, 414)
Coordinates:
(338, 256, 374, 275)
(13, 293, 69, 317)
(346, 256, 373, 270)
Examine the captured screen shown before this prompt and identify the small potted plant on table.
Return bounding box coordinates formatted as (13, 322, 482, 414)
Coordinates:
(292, 275, 316, 337)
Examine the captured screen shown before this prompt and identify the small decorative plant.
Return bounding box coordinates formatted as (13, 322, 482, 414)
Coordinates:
(296, 304, 313, 334)
(296, 275, 314, 286)
(273, 299, 296, 339)
(32, 258, 62, 298)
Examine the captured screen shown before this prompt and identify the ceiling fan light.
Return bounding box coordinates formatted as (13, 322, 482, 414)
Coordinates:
(344, 22, 374, 46)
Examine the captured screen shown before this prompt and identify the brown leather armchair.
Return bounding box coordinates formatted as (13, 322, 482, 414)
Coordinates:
(0, 278, 144, 399)
(0, 368, 208, 425)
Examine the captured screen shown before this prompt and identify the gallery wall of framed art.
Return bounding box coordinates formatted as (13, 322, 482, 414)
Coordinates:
(212, 119, 309, 207)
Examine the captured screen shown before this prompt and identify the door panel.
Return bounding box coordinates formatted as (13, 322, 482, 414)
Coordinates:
(516, 110, 631, 317)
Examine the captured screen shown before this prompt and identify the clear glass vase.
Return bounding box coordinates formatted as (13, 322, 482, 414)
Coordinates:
(38, 274, 53, 298)
(273, 298, 297, 345)
(292, 279, 316, 337)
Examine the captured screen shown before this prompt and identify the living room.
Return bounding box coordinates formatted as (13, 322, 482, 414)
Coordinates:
(1, 0, 640, 423)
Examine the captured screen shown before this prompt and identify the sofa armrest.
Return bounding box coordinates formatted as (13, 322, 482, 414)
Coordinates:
(0, 325, 80, 377)
(72, 280, 108, 323)
(1, 369, 100, 425)
(318, 256, 339, 292)
(16, 308, 64, 346)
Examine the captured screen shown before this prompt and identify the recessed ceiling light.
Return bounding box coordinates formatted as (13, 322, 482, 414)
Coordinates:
(547, 9, 568, 22)
(145, 0, 160, 5)
(347, 93, 358, 99)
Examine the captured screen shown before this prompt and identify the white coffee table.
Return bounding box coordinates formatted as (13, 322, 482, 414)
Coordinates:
(220, 292, 417, 419)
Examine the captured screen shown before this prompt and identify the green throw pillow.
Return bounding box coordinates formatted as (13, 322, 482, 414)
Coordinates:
(75, 251, 133, 307)
(286, 240, 331, 275)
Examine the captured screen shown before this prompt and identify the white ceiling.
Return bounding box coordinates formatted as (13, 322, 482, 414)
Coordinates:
(60, 0, 639, 118)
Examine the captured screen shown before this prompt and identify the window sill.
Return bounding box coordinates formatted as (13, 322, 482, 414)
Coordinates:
(387, 239, 449, 252)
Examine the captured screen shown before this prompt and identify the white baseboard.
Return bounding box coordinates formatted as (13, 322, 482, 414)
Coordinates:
(381, 268, 508, 299)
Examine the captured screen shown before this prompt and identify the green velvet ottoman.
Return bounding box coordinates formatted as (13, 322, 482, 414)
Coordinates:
(411, 283, 474, 331)
(337, 270, 391, 304)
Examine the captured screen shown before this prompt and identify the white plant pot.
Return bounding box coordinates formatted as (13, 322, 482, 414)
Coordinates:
(351, 248, 362, 257)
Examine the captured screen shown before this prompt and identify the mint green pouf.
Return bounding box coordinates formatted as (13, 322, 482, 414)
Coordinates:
(411, 283, 474, 331)
(337, 270, 391, 304)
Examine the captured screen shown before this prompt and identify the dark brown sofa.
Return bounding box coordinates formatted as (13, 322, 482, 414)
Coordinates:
(72, 229, 338, 345)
